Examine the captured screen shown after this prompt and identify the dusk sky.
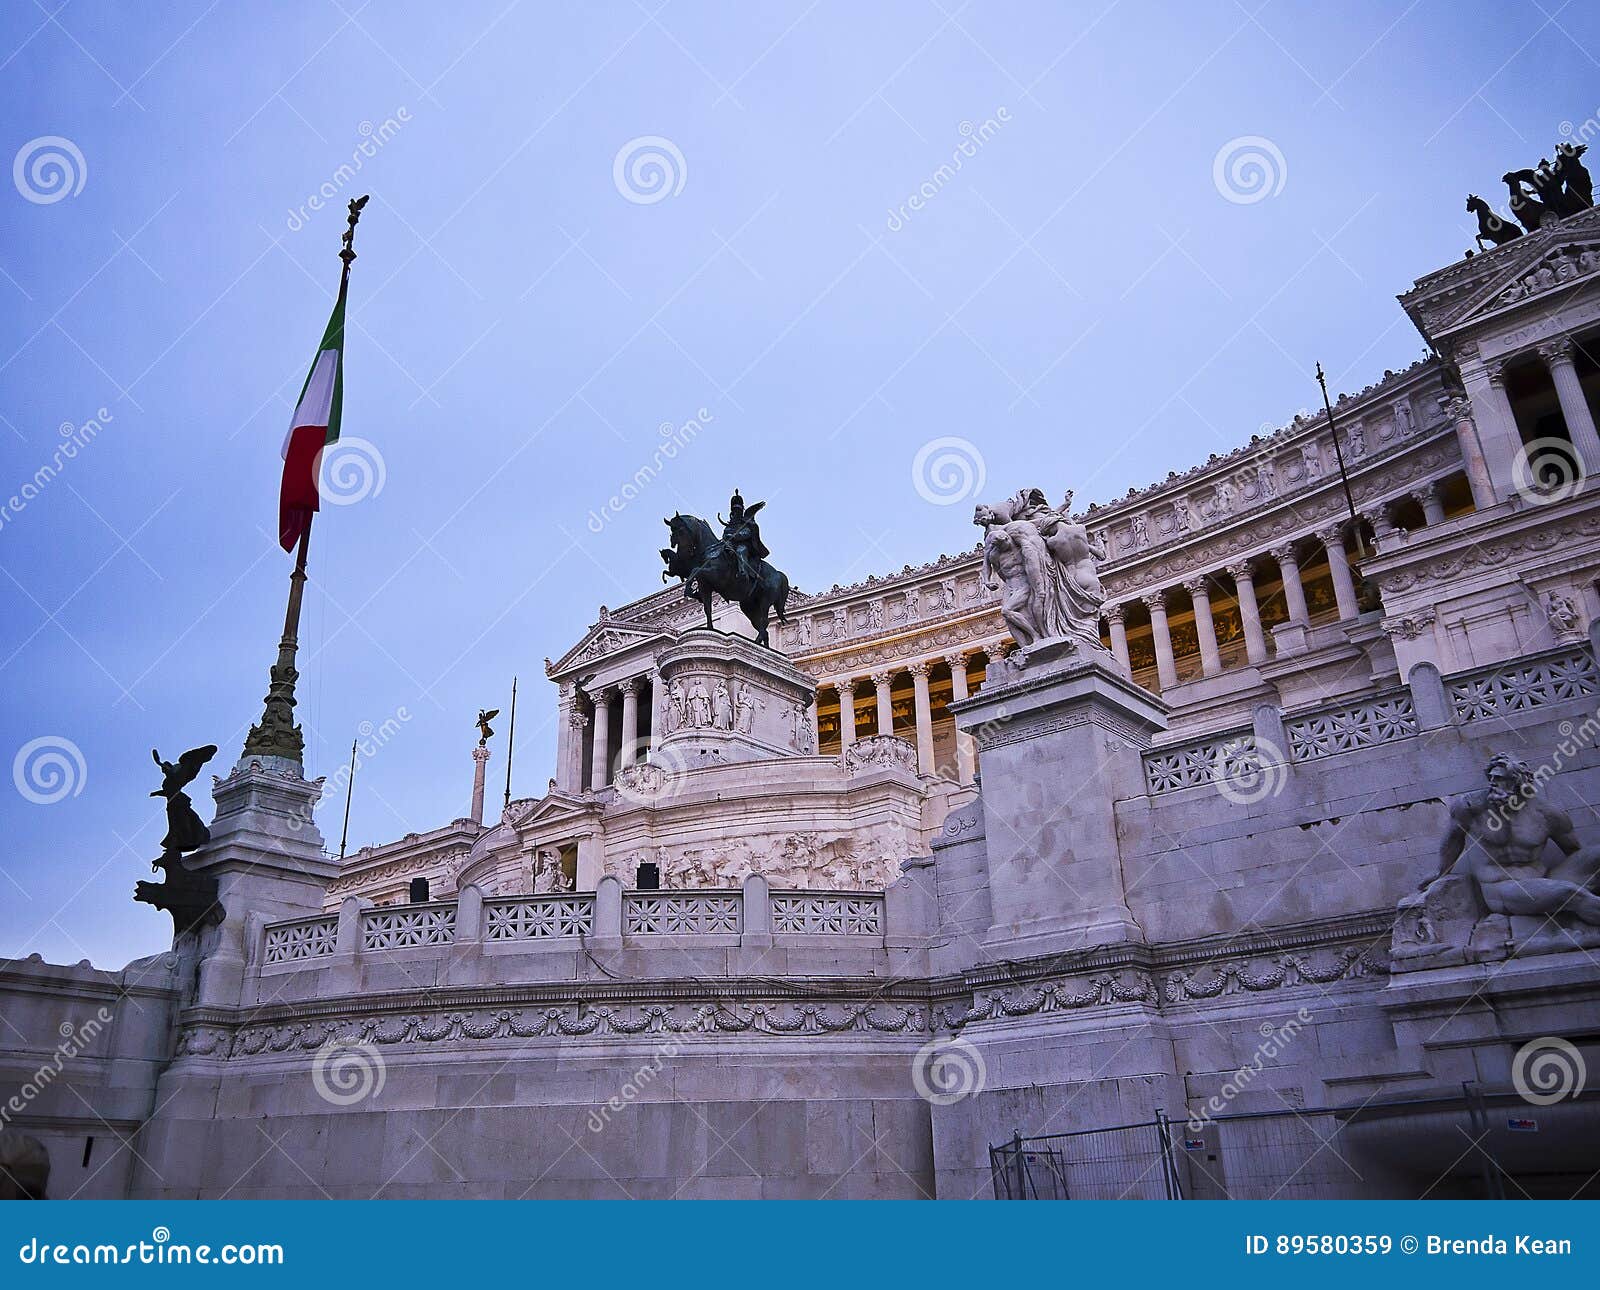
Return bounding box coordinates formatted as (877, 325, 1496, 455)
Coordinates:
(2, 1, 1594, 968)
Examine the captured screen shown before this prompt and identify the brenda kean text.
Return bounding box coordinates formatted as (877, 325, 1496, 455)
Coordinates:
(1246, 1234, 1574, 1256)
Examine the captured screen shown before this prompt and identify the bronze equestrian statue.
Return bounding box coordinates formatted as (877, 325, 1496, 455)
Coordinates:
(661, 489, 791, 647)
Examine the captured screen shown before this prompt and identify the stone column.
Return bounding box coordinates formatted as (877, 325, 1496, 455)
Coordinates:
(1438, 393, 1496, 511)
(555, 684, 576, 791)
(1411, 482, 1447, 527)
(647, 669, 663, 752)
(618, 678, 640, 767)
(836, 678, 857, 752)
(1271, 543, 1310, 625)
(1539, 338, 1600, 475)
(1316, 523, 1359, 621)
(1227, 561, 1268, 666)
(908, 660, 934, 777)
(1361, 503, 1396, 548)
(1142, 591, 1178, 691)
(470, 744, 491, 824)
(1458, 354, 1523, 504)
(1103, 603, 1131, 678)
(589, 687, 612, 790)
(944, 653, 975, 785)
(1183, 577, 1221, 677)
(872, 669, 896, 737)
(564, 705, 588, 792)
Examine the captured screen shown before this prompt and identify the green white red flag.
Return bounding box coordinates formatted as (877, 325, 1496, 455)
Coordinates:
(278, 283, 347, 552)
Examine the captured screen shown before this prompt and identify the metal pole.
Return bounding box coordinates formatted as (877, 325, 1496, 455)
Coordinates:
(337, 737, 357, 861)
(502, 676, 518, 812)
(1011, 1130, 1027, 1200)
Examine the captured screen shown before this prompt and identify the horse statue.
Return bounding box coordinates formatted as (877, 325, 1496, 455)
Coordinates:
(1502, 171, 1552, 233)
(1466, 194, 1521, 250)
(661, 500, 791, 647)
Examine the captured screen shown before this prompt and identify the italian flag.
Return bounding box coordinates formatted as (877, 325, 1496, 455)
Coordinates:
(278, 283, 347, 552)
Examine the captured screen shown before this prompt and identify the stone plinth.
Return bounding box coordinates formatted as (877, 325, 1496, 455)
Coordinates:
(185, 759, 339, 1006)
(653, 628, 816, 767)
(951, 638, 1167, 954)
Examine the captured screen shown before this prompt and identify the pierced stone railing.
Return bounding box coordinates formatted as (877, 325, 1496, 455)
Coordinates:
(771, 892, 883, 935)
(263, 914, 337, 964)
(1445, 646, 1600, 721)
(361, 902, 457, 950)
(484, 895, 594, 941)
(623, 892, 741, 936)
(1284, 690, 1418, 763)
(1142, 727, 1256, 796)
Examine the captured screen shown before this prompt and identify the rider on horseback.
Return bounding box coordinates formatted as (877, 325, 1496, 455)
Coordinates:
(720, 489, 769, 583)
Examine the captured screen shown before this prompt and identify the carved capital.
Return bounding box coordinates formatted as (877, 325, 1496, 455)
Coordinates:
(1314, 523, 1345, 548)
(942, 651, 970, 672)
(1269, 543, 1300, 567)
(1537, 337, 1575, 368)
(1181, 576, 1209, 600)
(619, 676, 640, 696)
(1438, 393, 1473, 423)
(1486, 358, 1508, 388)
(1409, 482, 1437, 505)
(1100, 603, 1125, 627)
(1141, 590, 1167, 613)
(871, 669, 897, 690)
(907, 659, 931, 678)
(1225, 559, 1254, 583)
(831, 676, 857, 698)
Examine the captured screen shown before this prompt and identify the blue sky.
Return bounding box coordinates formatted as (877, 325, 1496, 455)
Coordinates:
(1, 1, 1593, 967)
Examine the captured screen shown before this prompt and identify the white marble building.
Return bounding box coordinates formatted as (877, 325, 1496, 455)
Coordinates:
(5, 206, 1600, 1200)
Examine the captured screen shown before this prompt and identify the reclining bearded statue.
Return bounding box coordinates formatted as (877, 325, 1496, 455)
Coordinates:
(1394, 752, 1600, 966)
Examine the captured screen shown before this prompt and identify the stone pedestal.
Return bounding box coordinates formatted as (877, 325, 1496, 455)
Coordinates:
(652, 629, 817, 767)
(950, 638, 1167, 954)
(185, 759, 339, 1007)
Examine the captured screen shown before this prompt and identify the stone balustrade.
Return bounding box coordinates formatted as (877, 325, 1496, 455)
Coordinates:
(256, 878, 898, 977)
(1141, 640, 1600, 797)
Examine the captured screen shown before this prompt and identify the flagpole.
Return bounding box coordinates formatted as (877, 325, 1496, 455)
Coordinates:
(338, 736, 357, 861)
(503, 676, 518, 812)
(238, 196, 368, 772)
(1315, 361, 1366, 557)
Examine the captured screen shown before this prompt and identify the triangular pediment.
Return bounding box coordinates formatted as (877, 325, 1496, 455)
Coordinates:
(503, 789, 600, 830)
(546, 621, 671, 677)
(1438, 221, 1600, 335)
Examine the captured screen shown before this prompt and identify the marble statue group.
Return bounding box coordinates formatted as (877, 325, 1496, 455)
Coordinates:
(973, 486, 1107, 654)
